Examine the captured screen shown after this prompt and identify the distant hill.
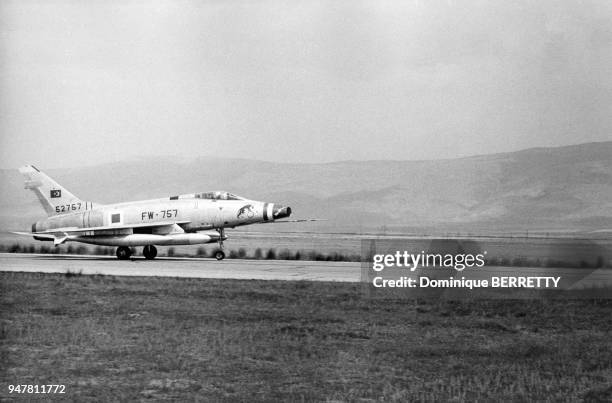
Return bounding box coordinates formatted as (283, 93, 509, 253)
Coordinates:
(1, 142, 611, 233)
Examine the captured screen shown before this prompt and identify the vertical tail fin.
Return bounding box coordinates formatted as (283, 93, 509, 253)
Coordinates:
(19, 165, 90, 216)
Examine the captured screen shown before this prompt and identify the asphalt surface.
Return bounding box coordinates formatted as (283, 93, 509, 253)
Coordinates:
(0, 253, 361, 282)
(1, 253, 610, 290)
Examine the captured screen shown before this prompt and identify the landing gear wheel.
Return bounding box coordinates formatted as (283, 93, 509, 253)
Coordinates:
(214, 228, 226, 261)
(143, 245, 157, 260)
(214, 250, 225, 261)
(116, 246, 132, 260)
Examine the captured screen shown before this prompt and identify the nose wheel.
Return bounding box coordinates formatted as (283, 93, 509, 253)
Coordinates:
(143, 245, 157, 260)
(214, 250, 226, 260)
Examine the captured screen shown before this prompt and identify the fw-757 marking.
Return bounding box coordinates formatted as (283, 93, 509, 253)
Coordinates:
(141, 210, 178, 220)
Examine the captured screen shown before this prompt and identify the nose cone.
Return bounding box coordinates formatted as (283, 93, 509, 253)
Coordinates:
(273, 205, 292, 219)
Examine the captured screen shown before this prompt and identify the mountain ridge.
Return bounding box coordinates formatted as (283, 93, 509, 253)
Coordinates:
(1, 141, 610, 233)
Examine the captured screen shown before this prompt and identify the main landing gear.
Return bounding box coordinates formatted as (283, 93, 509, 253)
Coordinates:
(115, 245, 157, 260)
(143, 245, 157, 260)
(213, 228, 226, 260)
(116, 246, 132, 260)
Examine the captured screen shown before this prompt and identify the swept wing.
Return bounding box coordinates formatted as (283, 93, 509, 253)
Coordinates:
(13, 221, 190, 245)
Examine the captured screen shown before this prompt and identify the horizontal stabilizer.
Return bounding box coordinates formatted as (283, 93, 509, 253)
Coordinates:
(53, 233, 69, 246)
(13, 231, 70, 245)
(13, 231, 53, 239)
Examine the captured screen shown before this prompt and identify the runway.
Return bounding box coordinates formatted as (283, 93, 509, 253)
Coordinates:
(1, 253, 610, 290)
(0, 253, 361, 282)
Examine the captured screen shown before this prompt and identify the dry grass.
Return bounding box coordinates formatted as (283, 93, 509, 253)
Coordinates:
(1, 272, 611, 401)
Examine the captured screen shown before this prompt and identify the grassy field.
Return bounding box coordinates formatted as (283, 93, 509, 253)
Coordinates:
(1, 272, 611, 401)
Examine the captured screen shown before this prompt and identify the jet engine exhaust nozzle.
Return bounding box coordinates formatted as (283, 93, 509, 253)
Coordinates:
(272, 205, 292, 220)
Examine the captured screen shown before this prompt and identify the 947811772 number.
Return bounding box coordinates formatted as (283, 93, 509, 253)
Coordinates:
(8, 384, 66, 394)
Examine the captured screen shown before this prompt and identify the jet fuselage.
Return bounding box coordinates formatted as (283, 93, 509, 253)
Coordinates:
(18, 165, 296, 259)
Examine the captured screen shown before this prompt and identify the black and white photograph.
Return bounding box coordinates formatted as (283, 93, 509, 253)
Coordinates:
(1, 0, 611, 401)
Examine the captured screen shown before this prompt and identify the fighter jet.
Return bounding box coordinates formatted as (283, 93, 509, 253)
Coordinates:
(15, 165, 315, 260)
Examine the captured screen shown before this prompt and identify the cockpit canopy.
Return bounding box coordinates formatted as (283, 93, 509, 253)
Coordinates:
(195, 191, 245, 200)
(171, 191, 246, 201)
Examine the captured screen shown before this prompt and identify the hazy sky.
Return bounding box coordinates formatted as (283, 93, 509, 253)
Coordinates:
(1, 0, 611, 168)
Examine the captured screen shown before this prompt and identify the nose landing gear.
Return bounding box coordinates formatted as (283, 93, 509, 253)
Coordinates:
(213, 228, 226, 260)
